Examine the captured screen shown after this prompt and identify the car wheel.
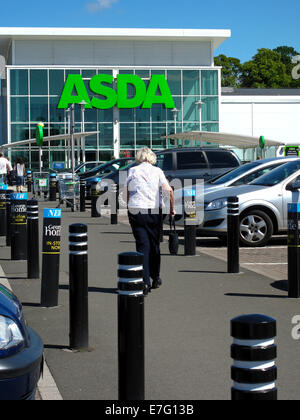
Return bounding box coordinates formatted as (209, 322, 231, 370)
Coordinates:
(239, 210, 273, 247)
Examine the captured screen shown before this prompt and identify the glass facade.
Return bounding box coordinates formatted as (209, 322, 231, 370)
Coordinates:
(8, 67, 220, 166)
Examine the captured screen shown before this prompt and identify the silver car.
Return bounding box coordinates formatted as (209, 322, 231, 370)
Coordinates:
(199, 159, 300, 246)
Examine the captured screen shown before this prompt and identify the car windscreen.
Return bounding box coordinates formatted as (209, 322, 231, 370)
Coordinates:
(250, 160, 300, 186)
(210, 160, 263, 185)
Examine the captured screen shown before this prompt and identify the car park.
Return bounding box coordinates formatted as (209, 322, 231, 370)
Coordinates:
(198, 159, 300, 246)
(0, 283, 44, 400)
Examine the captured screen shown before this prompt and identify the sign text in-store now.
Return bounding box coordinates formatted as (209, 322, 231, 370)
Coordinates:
(57, 74, 175, 110)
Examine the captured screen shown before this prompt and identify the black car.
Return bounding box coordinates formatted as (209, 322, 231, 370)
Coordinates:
(78, 158, 134, 180)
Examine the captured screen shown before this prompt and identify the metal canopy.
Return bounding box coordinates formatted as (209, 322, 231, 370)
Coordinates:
(163, 131, 285, 149)
(0, 131, 99, 149)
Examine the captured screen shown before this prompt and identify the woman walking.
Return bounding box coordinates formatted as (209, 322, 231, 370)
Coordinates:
(14, 157, 25, 193)
(126, 147, 175, 295)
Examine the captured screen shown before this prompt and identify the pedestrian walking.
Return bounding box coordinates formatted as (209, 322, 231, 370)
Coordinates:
(126, 147, 175, 295)
(6, 158, 13, 186)
(0, 152, 10, 185)
(14, 157, 26, 193)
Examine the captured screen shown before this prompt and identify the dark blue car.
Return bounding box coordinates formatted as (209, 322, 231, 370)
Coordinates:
(0, 284, 43, 400)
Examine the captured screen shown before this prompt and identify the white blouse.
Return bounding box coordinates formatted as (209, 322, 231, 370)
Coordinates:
(126, 162, 169, 209)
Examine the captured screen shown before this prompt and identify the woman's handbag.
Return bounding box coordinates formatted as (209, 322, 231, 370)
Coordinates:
(168, 216, 179, 255)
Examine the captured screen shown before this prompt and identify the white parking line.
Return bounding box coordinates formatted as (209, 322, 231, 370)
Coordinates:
(243, 263, 287, 265)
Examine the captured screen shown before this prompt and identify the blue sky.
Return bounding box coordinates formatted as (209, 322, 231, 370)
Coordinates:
(1, 0, 300, 63)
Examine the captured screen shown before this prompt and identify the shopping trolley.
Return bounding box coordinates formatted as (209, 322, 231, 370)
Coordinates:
(33, 172, 49, 198)
(58, 176, 80, 211)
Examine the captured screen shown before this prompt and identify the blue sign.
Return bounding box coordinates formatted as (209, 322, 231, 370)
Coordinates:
(10, 193, 27, 200)
(53, 162, 65, 170)
(0, 184, 7, 191)
(44, 208, 62, 219)
(288, 203, 300, 213)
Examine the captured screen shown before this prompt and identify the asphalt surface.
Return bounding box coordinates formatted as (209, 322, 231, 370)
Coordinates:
(1, 201, 300, 400)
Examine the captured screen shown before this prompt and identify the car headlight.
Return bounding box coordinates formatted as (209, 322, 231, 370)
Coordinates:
(205, 198, 228, 211)
(0, 316, 24, 352)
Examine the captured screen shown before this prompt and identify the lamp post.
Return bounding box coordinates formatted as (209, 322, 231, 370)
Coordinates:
(195, 100, 204, 146)
(79, 100, 87, 165)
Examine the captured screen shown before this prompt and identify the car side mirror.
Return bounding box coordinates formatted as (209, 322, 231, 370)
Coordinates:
(286, 180, 300, 191)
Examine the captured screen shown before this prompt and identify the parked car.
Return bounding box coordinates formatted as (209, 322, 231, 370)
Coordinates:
(198, 159, 300, 246)
(79, 158, 134, 181)
(0, 283, 44, 400)
(75, 161, 105, 174)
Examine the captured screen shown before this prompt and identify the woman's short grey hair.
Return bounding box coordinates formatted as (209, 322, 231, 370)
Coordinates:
(136, 147, 157, 165)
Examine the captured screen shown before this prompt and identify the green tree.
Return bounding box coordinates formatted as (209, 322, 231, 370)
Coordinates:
(240, 48, 291, 88)
(214, 54, 242, 87)
(273, 46, 300, 87)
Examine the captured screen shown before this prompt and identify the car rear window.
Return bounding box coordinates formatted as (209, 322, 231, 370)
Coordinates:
(205, 150, 240, 168)
(177, 152, 207, 170)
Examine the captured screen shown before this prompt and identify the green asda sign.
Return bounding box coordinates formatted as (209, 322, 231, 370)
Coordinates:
(57, 74, 175, 110)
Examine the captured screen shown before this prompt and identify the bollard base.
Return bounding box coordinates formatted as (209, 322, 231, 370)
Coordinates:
(232, 387, 277, 401)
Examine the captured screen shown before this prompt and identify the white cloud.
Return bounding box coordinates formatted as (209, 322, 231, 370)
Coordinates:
(87, 0, 119, 13)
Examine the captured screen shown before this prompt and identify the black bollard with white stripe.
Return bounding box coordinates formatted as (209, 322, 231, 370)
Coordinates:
(49, 173, 57, 202)
(227, 196, 240, 273)
(118, 252, 145, 400)
(231, 314, 277, 400)
(80, 180, 86, 212)
(184, 187, 196, 256)
(27, 199, 40, 279)
(5, 189, 14, 247)
(91, 182, 101, 218)
(69, 224, 89, 351)
(110, 183, 118, 225)
(11, 193, 28, 261)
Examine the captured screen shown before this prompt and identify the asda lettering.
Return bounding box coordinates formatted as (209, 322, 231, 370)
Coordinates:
(57, 74, 175, 110)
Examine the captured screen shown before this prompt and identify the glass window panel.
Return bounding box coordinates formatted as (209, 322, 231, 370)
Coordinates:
(97, 69, 113, 75)
(30, 97, 48, 122)
(11, 124, 30, 142)
(136, 105, 150, 123)
(119, 70, 134, 75)
(136, 123, 150, 148)
(11, 97, 29, 122)
(82, 70, 97, 78)
(167, 70, 181, 96)
(152, 103, 166, 122)
(120, 108, 134, 123)
(152, 124, 167, 149)
(30, 70, 48, 95)
(202, 123, 219, 132)
(84, 124, 97, 148)
(151, 70, 166, 76)
(120, 124, 135, 149)
(50, 97, 65, 123)
(99, 123, 113, 149)
(201, 70, 218, 95)
(98, 108, 113, 123)
(183, 97, 199, 121)
(201, 97, 219, 122)
(65, 69, 80, 77)
(49, 124, 66, 136)
(49, 70, 65, 95)
(10, 69, 28, 95)
(84, 107, 97, 123)
(183, 70, 199, 95)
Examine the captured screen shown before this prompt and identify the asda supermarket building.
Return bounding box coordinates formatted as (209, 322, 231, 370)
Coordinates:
(0, 27, 230, 168)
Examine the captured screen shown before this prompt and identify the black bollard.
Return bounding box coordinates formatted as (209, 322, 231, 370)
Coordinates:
(11, 193, 27, 261)
(91, 182, 101, 218)
(80, 180, 86, 212)
(69, 224, 89, 351)
(110, 183, 118, 225)
(288, 203, 300, 298)
(27, 199, 40, 279)
(227, 196, 240, 274)
(0, 185, 7, 237)
(49, 173, 57, 202)
(5, 189, 14, 247)
(27, 171, 32, 193)
(41, 208, 62, 307)
(231, 314, 277, 400)
(184, 188, 196, 256)
(118, 252, 145, 401)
